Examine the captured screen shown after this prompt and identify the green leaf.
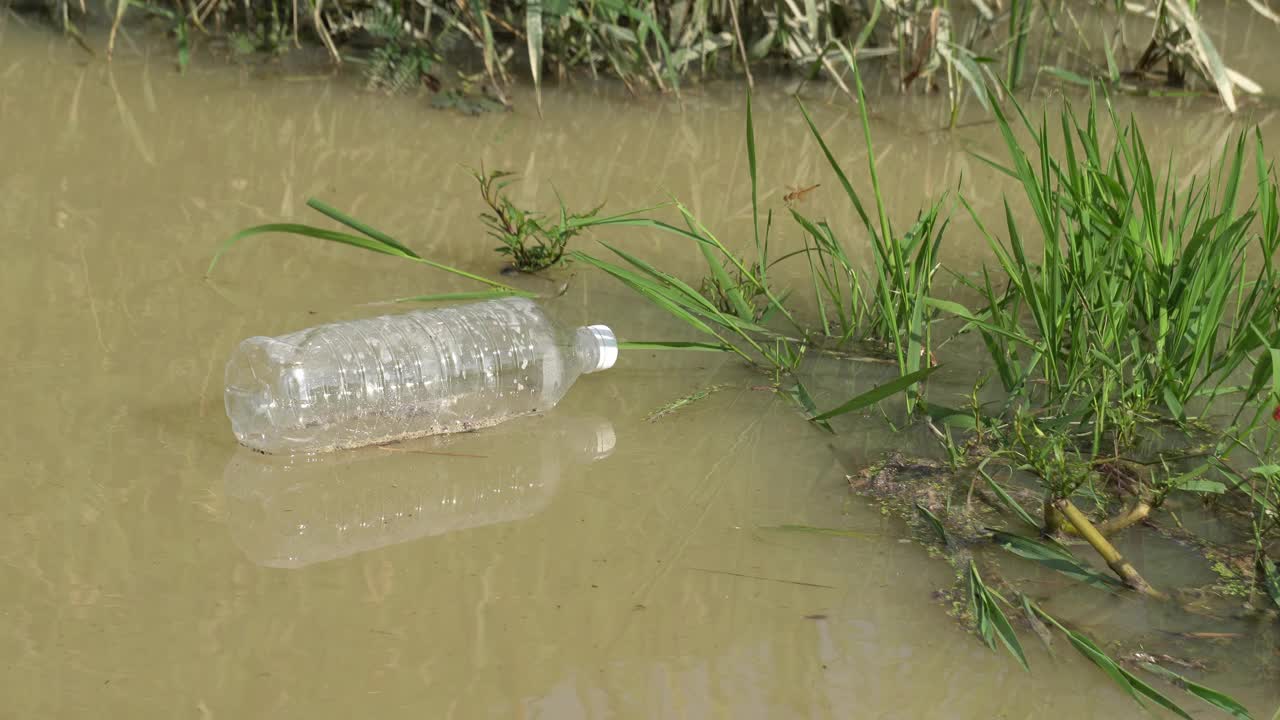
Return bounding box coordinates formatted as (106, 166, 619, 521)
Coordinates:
(1064, 630, 1146, 705)
(618, 340, 730, 352)
(395, 290, 525, 303)
(305, 198, 421, 258)
(1029, 600, 1197, 718)
(810, 366, 941, 421)
(924, 297, 1037, 345)
(1139, 662, 1254, 719)
(915, 503, 951, 546)
(175, 17, 189, 73)
(939, 42, 992, 112)
(967, 562, 1029, 671)
(787, 379, 834, 433)
(1260, 554, 1280, 611)
(1174, 480, 1227, 495)
(989, 530, 1127, 591)
(1166, 0, 1236, 112)
(921, 402, 978, 430)
(1162, 386, 1186, 421)
(207, 223, 414, 276)
(979, 468, 1041, 531)
(526, 0, 544, 111)
(1041, 66, 1092, 86)
(1120, 666, 1196, 720)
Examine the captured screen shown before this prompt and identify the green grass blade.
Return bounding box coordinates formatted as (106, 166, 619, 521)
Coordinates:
(746, 87, 760, 259)
(207, 223, 413, 276)
(1166, 0, 1236, 112)
(1041, 66, 1092, 86)
(395, 290, 529, 302)
(306, 198, 421, 258)
(915, 503, 951, 546)
(795, 100, 874, 231)
(979, 468, 1041, 531)
(619, 340, 729, 351)
(924, 297, 1039, 346)
(787, 379, 835, 433)
(1118, 666, 1194, 719)
(810, 366, 940, 422)
(1260, 554, 1280, 611)
(526, 0, 544, 111)
(1033, 604, 1190, 717)
(1139, 663, 1254, 719)
(698, 241, 755, 321)
(967, 562, 1030, 670)
(989, 530, 1127, 591)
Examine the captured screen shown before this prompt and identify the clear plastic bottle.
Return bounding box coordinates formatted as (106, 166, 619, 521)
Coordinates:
(224, 297, 617, 454)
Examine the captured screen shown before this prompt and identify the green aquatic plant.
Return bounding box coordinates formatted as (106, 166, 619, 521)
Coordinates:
(796, 64, 948, 410)
(940, 89, 1280, 445)
(207, 197, 533, 302)
(31, 0, 1272, 113)
(566, 74, 943, 416)
(358, 2, 441, 94)
(474, 169, 600, 272)
(210, 81, 1278, 717)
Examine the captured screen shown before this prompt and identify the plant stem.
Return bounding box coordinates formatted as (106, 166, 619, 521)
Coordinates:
(1054, 498, 1165, 599)
(1059, 500, 1152, 537)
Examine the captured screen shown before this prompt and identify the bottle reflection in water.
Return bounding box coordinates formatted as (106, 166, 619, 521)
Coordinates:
(224, 416, 615, 568)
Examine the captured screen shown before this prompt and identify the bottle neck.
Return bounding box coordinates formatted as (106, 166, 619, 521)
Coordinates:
(574, 325, 618, 374)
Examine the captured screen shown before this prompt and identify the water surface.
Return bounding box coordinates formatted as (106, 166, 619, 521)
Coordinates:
(1, 12, 1278, 718)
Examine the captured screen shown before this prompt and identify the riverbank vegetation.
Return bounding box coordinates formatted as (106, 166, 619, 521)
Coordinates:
(17, 0, 1276, 113)
(209, 67, 1278, 717)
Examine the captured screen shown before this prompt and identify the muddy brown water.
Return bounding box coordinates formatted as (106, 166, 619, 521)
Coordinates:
(1, 8, 1278, 718)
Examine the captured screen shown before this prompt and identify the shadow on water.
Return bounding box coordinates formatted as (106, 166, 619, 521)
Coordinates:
(225, 416, 616, 568)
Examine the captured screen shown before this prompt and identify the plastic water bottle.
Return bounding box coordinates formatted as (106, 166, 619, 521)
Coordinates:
(224, 297, 617, 454)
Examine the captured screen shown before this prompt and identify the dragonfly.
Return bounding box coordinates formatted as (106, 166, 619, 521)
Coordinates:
(783, 183, 820, 206)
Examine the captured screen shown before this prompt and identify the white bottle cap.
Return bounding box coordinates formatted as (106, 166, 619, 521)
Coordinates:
(585, 324, 618, 372)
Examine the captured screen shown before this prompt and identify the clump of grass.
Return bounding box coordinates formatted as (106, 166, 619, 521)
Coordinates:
(211, 79, 1277, 719)
(956, 92, 1280, 435)
(567, 70, 943, 419)
(35, 0, 1272, 113)
(474, 168, 600, 272)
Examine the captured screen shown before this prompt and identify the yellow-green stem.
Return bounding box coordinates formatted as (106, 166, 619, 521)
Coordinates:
(1054, 499, 1165, 600)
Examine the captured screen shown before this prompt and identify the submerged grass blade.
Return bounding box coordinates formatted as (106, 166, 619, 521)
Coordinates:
(1261, 554, 1280, 611)
(1029, 601, 1194, 717)
(979, 468, 1041, 531)
(967, 562, 1029, 671)
(810, 366, 940, 422)
(619, 340, 730, 351)
(989, 530, 1127, 591)
(645, 384, 730, 422)
(1139, 663, 1254, 719)
(915, 503, 951, 546)
(395, 290, 525, 302)
(787, 379, 834, 433)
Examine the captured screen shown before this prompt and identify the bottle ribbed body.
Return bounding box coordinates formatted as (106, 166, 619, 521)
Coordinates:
(224, 297, 609, 454)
